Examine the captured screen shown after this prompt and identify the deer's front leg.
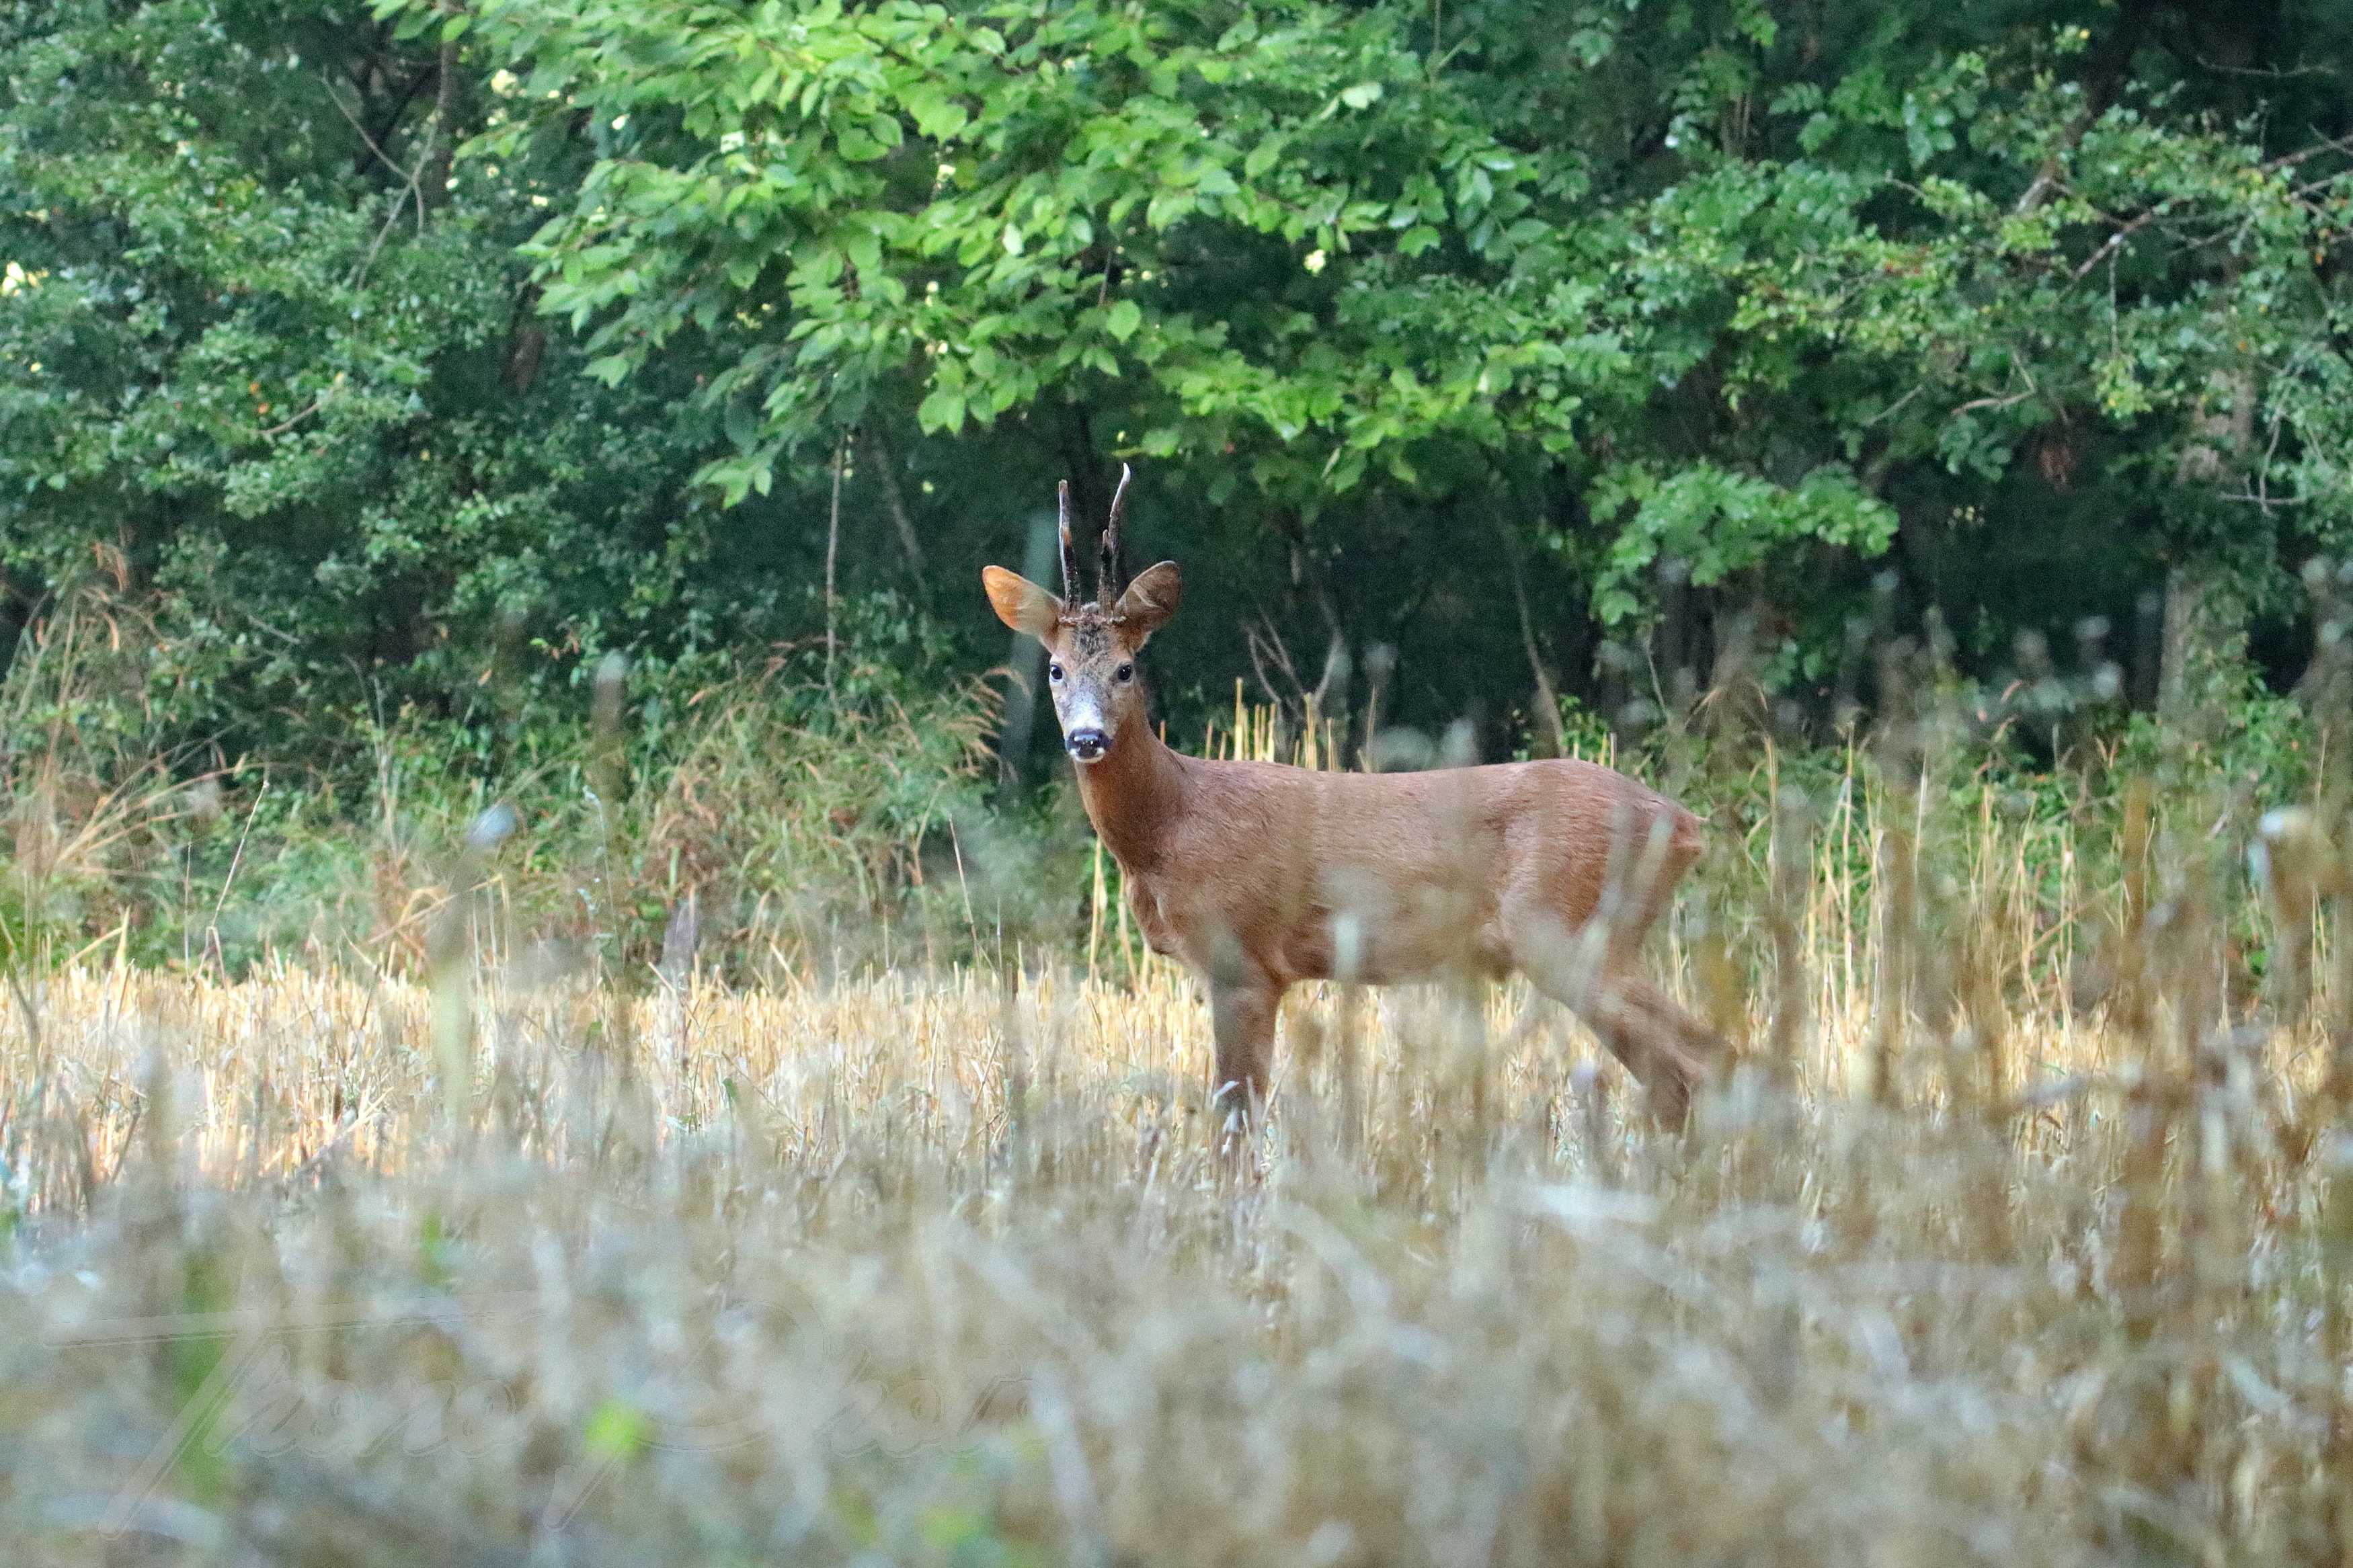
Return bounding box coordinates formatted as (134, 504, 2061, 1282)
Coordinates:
(1207, 973, 1281, 1125)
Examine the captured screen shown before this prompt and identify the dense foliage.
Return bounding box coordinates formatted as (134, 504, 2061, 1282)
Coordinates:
(5, 0, 2353, 770)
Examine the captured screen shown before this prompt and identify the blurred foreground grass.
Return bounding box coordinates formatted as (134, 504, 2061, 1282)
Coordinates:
(3, 857, 2351, 1566)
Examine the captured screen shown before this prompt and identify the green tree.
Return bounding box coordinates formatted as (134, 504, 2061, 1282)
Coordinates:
(441, 0, 2353, 733)
(0, 0, 765, 774)
(10, 0, 2353, 777)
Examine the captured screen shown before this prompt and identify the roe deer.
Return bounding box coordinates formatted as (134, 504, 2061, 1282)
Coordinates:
(984, 467, 1720, 1126)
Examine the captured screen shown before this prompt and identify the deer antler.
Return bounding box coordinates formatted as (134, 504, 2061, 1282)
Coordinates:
(1057, 480, 1082, 604)
(1100, 462, 1133, 609)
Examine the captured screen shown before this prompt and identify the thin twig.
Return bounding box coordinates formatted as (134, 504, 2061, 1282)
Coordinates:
(2194, 53, 2340, 83)
(318, 73, 418, 189)
(2071, 204, 2171, 282)
(340, 84, 438, 289)
(205, 779, 268, 975)
(257, 399, 324, 439)
(1952, 360, 2040, 419)
(1953, 390, 2036, 416)
(1862, 381, 1929, 429)
(825, 433, 845, 695)
(1244, 614, 1308, 718)
(350, 147, 432, 290)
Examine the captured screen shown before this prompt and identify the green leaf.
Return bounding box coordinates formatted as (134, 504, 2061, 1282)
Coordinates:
(724, 399, 761, 453)
(917, 386, 967, 434)
(1105, 300, 1142, 341)
(906, 89, 969, 142)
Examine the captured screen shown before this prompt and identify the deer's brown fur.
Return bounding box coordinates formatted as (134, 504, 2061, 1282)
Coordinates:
(984, 470, 1719, 1126)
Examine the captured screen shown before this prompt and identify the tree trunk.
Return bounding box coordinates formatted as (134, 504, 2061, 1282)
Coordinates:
(0, 567, 38, 688)
(2157, 365, 2258, 731)
(2157, 561, 2249, 727)
(1504, 535, 1568, 759)
(862, 426, 928, 591)
(424, 39, 457, 214)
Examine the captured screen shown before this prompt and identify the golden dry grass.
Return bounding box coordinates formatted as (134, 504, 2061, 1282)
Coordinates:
(3, 670, 2348, 1566)
(2, 804, 2350, 1568)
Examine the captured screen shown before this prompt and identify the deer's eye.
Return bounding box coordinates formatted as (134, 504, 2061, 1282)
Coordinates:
(1115, 663, 1135, 683)
(1048, 663, 1065, 683)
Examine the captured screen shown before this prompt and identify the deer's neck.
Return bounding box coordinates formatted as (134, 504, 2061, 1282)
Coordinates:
(1074, 724, 1187, 872)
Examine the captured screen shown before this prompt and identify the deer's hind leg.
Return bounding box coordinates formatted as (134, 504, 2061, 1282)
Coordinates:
(1506, 911, 1716, 1128)
(1573, 970, 1717, 1126)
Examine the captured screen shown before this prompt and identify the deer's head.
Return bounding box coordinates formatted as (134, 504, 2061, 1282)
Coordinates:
(982, 466, 1182, 765)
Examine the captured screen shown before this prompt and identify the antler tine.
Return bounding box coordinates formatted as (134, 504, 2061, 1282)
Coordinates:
(1056, 480, 1082, 604)
(1099, 462, 1133, 609)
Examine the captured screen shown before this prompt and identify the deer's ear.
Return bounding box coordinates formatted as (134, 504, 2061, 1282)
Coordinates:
(1115, 561, 1183, 642)
(982, 567, 1062, 637)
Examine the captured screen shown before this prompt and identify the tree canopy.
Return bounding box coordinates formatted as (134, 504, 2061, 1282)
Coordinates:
(6, 0, 2352, 774)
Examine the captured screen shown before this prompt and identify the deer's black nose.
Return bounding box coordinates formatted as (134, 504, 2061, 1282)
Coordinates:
(1066, 729, 1109, 762)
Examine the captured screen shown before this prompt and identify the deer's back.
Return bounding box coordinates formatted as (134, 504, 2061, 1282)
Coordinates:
(1139, 755, 1701, 985)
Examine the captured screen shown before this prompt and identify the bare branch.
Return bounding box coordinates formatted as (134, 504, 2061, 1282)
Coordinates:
(1952, 390, 2036, 416)
(318, 72, 417, 189)
(257, 399, 325, 438)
